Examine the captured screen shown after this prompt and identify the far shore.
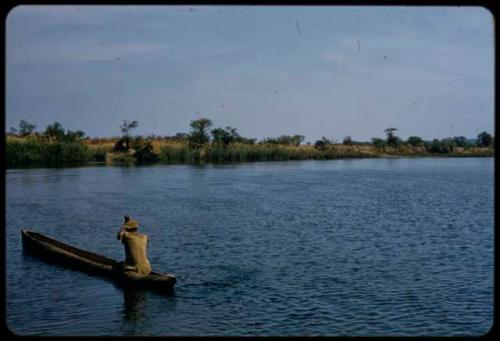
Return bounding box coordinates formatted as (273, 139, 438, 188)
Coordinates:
(6, 134, 494, 169)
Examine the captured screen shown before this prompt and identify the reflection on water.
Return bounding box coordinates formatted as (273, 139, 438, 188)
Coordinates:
(123, 289, 147, 321)
(119, 288, 176, 336)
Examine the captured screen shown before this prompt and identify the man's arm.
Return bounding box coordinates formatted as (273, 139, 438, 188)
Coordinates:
(117, 228, 126, 241)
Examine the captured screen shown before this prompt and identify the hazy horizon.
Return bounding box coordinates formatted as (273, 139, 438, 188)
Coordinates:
(6, 5, 494, 142)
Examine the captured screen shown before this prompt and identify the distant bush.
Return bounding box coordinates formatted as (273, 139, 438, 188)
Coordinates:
(188, 118, 212, 149)
(371, 138, 386, 150)
(453, 136, 468, 148)
(476, 131, 493, 148)
(114, 136, 131, 152)
(18, 120, 36, 137)
(88, 148, 108, 162)
(406, 136, 424, 147)
(343, 136, 353, 145)
(426, 138, 456, 154)
(131, 137, 159, 164)
(314, 137, 334, 150)
(262, 135, 305, 146)
(384, 127, 400, 146)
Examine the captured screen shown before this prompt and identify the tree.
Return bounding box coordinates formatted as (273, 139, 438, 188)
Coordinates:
(290, 134, 305, 146)
(343, 136, 353, 145)
(406, 136, 424, 147)
(441, 138, 456, 152)
(131, 137, 159, 164)
(371, 137, 386, 149)
(263, 134, 305, 146)
(19, 120, 36, 137)
(120, 120, 139, 136)
(453, 136, 468, 148)
(477, 131, 493, 147)
(384, 127, 401, 146)
(114, 120, 139, 152)
(427, 139, 442, 153)
(44, 122, 65, 141)
(427, 138, 455, 154)
(211, 126, 240, 146)
(314, 136, 333, 150)
(64, 130, 86, 142)
(188, 118, 212, 148)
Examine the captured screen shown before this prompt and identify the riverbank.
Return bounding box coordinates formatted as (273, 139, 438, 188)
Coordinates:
(5, 135, 494, 168)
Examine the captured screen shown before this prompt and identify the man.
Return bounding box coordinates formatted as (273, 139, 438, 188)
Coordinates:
(116, 215, 152, 279)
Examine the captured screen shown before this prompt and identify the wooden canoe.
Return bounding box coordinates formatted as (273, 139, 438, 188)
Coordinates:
(21, 229, 176, 292)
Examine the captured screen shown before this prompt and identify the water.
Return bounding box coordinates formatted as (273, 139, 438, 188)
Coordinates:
(5, 158, 494, 336)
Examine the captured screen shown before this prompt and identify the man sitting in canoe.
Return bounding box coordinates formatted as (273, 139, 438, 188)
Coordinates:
(116, 215, 152, 279)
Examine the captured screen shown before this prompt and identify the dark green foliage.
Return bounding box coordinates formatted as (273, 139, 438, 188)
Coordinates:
(263, 135, 305, 146)
(6, 139, 90, 168)
(88, 148, 107, 162)
(406, 136, 424, 146)
(384, 127, 401, 146)
(120, 120, 139, 135)
(44, 122, 66, 141)
(211, 126, 240, 146)
(371, 138, 386, 150)
(427, 138, 456, 154)
(115, 120, 139, 152)
(19, 120, 36, 137)
(42, 122, 85, 143)
(476, 131, 493, 147)
(453, 136, 468, 148)
(314, 137, 333, 150)
(159, 144, 190, 163)
(390, 136, 403, 147)
(188, 118, 212, 149)
(427, 139, 444, 153)
(343, 136, 353, 145)
(114, 136, 131, 152)
(6, 139, 43, 167)
(64, 130, 86, 143)
(131, 137, 159, 164)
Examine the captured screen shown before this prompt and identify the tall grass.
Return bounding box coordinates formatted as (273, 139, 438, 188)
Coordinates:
(6, 136, 494, 168)
(6, 137, 92, 168)
(158, 142, 384, 164)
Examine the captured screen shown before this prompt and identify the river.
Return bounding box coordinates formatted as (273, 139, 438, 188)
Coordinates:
(5, 158, 494, 336)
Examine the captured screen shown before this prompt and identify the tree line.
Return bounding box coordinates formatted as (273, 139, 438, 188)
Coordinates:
(6, 118, 495, 167)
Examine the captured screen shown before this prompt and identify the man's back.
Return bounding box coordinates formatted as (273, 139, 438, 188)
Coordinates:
(119, 231, 152, 276)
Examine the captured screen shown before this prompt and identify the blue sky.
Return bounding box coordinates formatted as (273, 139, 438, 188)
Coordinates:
(6, 5, 494, 142)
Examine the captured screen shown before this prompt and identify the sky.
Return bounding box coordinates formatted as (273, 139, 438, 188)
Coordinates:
(5, 5, 494, 142)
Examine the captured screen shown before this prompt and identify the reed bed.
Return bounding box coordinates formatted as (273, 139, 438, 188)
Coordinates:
(6, 136, 494, 168)
(6, 137, 91, 168)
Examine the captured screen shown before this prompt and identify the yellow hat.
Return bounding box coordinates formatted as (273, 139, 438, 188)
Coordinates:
(122, 217, 139, 231)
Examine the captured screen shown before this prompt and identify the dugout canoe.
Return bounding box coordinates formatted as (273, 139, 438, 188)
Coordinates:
(21, 229, 176, 292)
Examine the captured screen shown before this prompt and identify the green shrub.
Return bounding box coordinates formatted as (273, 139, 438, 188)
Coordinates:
(88, 148, 107, 162)
(131, 138, 159, 164)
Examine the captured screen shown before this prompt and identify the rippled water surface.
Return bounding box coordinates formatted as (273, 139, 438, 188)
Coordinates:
(6, 158, 494, 336)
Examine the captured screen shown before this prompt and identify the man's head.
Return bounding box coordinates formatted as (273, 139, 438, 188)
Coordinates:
(122, 216, 139, 232)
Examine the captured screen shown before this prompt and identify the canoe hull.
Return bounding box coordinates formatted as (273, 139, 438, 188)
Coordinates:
(21, 230, 176, 292)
